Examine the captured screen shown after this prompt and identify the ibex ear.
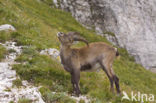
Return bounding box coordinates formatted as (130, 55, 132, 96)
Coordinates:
(67, 32, 89, 46)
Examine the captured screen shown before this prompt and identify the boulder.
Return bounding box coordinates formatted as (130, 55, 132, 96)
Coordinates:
(0, 24, 16, 31)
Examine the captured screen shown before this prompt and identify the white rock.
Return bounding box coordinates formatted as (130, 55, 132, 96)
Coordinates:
(0, 41, 45, 103)
(71, 95, 90, 103)
(53, 0, 59, 7)
(48, 48, 60, 58)
(0, 24, 16, 31)
(40, 48, 60, 59)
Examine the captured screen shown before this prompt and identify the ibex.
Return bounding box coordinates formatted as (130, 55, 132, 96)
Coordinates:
(57, 32, 121, 96)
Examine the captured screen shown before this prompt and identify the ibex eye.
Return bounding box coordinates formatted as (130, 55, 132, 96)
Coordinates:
(60, 33, 64, 36)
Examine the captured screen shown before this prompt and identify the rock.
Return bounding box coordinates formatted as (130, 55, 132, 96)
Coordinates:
(53, 0, 156, 70)
(103, 34, 118, 46)
(0, 42, 45, 103)
(150, 67, 156, 73)
(0, 24, 16, 31)
(53, 0, 59, 8)
(71, 95, 90, 103)
(40, 48, 60, 61)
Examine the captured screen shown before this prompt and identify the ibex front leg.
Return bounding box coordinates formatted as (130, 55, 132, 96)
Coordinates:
(71, 69, 81, 96)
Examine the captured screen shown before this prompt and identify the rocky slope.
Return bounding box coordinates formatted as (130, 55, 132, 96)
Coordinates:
(1, 0, 156, 102)
(0, 24, 90, 102)
(53, 0, 156, 70)
(0, 41, 44, 103)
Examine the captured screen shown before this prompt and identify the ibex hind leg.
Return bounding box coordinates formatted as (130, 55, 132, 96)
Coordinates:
(109, 67, 121, 94)
(113, 74, 121, 94)
(99, 62, 115, 93)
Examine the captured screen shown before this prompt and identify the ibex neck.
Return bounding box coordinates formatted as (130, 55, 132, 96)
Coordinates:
(60, 45, 72, 57)
(61, 45, 71, 51)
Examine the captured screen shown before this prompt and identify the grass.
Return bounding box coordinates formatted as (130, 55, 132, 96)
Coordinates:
(0, 44, 8, 61)
(79, 99, 85, 103)
(0, 0, 156, 103)
(39, 87, 76, 103)
(103, 31, 115, 37)
(13, 79, 22, 88)
(8, 48, 16, 53)
(18, 98, 32, 103)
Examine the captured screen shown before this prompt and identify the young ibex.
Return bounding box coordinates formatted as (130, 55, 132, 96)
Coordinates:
(57, 32, 120, 96)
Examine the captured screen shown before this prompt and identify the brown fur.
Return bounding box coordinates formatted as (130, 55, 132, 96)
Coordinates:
(57, 32, 121, 96)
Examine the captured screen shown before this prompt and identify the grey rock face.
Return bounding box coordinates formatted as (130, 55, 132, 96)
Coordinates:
(53, 0, 156, 70)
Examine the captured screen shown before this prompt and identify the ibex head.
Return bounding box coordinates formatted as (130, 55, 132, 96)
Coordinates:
(57, 32, 89, 46)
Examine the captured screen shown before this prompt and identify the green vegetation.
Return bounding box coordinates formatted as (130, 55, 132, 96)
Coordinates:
(8, 48, 16, 53)
(13, 79, 22, 87)
(0, 44, 7, 61)
(0, 0, 156, 103)
(9, 101, 14, 103)
(18, 98, 32, 103)
(4, 88, 11, 92)
(103, 31, 115, 37)
(79, 99, 85, 103)
(39, 87, 76, 103)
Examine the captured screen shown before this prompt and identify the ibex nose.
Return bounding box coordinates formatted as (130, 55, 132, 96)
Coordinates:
(57, 32, 64, 37)
(57, 32, 61, 37)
